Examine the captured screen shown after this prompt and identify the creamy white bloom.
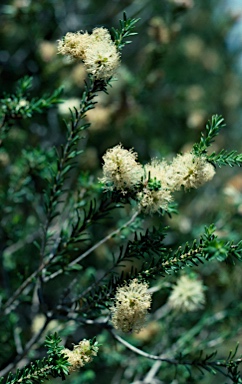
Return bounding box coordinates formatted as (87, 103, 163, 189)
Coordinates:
(90, 27, 112, 42)
(100, 144, 143, 193)
(110, 279, 152, 333)
(137, 187, 172, 214)
(168, 275, 206, 312)
(62, 339, 99, 372)
(57, 27, 120, 80)
(57, 31, 90, 59)
(84, 39, 120, 79)
(144, 159, 172, 187)
(137, 159, 173, 213)
(169, 153, 215, 190)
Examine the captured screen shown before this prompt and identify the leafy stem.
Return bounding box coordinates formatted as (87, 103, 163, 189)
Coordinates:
(111, 331, 242, 382)
(40, 76, 108, 260)
(207, 149, 242, 167)
(112, 12, 140, 51)
(1, 333, 69, 383)
(193, 115, 225, 156)
(0, 76, 63, 137)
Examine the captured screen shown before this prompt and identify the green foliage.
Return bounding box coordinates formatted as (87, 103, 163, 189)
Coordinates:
(208, 149, 242, 168)
(174, 345, 242, 383)
(3, 333, 69, 384)
(0, 76, 63, 137)
(193, 115, 242, 167)
(193, 115, 226, 156)
(43, 75, 108, 225)
(112, 12, 140, 52)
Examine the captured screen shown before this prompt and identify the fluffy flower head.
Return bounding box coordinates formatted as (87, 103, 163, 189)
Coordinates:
(137, 187, 172, 214)
(58, 27, 120, 79)
(100, 144, 143, 193)
(57, 31, 90, 59)
(90, 27, 112, 42)
(110, 279, 152, 333)
(169, 153, 215, 190)
(144, 159, 171, 187)
(137, 159, 173, 213)
(84, 38, 120, 79)
(168, 275, 206, 312)
(62, 339, 99, 373)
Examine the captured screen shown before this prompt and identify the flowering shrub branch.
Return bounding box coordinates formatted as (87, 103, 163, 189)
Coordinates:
(1, 8, 242, 384)
(0, 333, 99, 384)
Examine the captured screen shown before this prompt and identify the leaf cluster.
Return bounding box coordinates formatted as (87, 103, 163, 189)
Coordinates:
(43, 75, 108, 224)
(76, 221, 242, 319)
(2, 333, 69, 384)
(0, 76, 63, 136)
(193, 115, 225, 156)
(112, 12, 140, 51)
(175, 344, 242, 383)
(193, 114, 242, 168)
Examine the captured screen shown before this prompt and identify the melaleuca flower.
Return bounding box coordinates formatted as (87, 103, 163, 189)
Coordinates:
(16, 99, 29, 111)
(83, 38, 120, 80)
(144, 159, 175, 189)
(57, 31, 90, 60)
(168, 275, 206, 312)
(57, 27, 120, 80)
(90, 27, 112, 42)
(100, 144, 143, 193)
(62, 339, 99, 373)
(110, 279, 152, 333)
(137, 187, 172, 214)
(169, 152, 215, 190)
(137, 159, 173, 213)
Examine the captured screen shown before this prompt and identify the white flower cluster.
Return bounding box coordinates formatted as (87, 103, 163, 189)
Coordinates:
(100, 144, 143, 194)
(110, 279, 152, 333)
(168, 275, 206, 312)
(100, 144, 215, 214)
(57, 27, 120, 79)
(62, 339, 99, 373)
(170, 153, 215, 190)
(137, 159, 173, 214)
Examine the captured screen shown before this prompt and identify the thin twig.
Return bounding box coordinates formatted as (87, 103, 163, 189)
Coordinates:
(1, 253, 56, 316)
(143, 361, 162, 384)
(110, 329, 242, 370)
(44, 210, 140, 282)
(0, 317, 50, 377)
(13, 326, 23, 355)
(110, 330, 173, 362)
(3, 230, 41, 257)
